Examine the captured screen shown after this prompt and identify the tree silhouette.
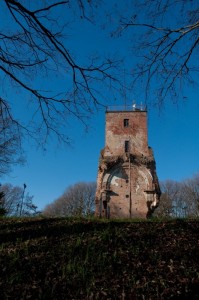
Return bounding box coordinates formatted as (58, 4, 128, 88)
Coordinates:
(118, 0, 199, 105)
(0, 183, 38, 216)
(0, 1, 119, 146)
(0, 190, 6, 216)
(0, 106, 24, 175)
(43, 182, 96, 217)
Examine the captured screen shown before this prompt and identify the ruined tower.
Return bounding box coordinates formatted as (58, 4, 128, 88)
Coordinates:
(95, 105, 161, 218)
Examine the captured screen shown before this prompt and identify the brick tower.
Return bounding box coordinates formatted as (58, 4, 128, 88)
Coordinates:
(95, 105, 161, 218)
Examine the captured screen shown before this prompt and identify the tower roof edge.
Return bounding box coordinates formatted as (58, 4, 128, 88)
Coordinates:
(106, 104, 147, 112)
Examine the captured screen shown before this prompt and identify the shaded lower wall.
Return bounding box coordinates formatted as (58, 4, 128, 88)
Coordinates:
(95, 152, 161, 219)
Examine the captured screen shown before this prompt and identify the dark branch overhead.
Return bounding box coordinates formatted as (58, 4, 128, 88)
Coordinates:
(0, 0, 120, 147)
(117, 0, 199, 105)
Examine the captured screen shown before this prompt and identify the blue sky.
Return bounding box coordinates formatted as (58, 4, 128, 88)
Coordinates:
(1, 1, 199, 211)
(2, 94, 199, 211)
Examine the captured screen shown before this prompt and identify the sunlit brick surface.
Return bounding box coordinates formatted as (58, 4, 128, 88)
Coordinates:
(95, 109, 161, 218)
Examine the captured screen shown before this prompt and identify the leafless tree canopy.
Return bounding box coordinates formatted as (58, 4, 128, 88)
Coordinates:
(0, 106, 24, 175)
(0, 0, 198, 175)
(0, 183, 37, 216)
(43, 182, 96, 217)
(119, 0, 199, 105)
(1, 0, 198, 147)
(0, 0, 119, 146)
(154, 174, 199, 218)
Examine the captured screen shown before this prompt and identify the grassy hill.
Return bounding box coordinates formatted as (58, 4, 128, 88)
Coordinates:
(0, 217, 199, 299)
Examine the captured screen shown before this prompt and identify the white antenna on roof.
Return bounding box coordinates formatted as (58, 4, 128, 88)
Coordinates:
(132, 100, 136, 110)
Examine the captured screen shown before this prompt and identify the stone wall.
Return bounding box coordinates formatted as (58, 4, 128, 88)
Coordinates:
(95, 109, 161, 219)
(105, 111, 149, 157)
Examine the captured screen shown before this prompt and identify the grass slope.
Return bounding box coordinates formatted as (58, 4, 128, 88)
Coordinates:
(0, 218, 199, 299)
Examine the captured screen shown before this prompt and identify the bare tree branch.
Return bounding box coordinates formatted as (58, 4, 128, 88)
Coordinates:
(43, 182, 96, 217)
(0, 0, 120, 150)
(119, 0, 199, 105)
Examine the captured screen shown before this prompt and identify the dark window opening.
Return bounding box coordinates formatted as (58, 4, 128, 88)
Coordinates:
(126, 195, 129, 198)
(124, 119, 129, 127)
(103, 200, 107, 209)
(125, 140, 129, 152)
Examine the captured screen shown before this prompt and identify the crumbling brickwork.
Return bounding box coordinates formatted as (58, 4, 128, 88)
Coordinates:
(95, 107, 161, 218)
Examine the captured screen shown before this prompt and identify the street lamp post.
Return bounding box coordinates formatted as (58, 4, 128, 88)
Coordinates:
(19, 183, 27, 216)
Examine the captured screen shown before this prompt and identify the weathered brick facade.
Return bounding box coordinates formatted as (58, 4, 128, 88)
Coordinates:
(95, 106, 161, 218)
